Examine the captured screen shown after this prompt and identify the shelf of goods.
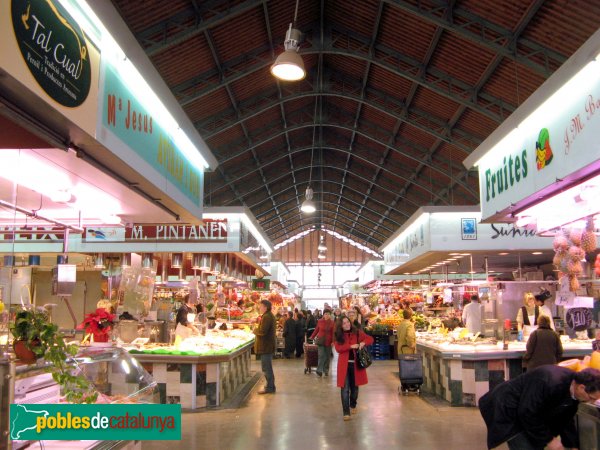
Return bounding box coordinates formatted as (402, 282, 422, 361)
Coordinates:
(125, 328, 255, 410)
(416, 333, 594, 407)
(2, 346, 154, 450)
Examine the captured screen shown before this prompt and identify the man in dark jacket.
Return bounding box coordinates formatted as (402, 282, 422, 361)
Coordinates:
(282, 311, 296, 358)
(479, 366, 600, 450)
(253, 299, 277, 394)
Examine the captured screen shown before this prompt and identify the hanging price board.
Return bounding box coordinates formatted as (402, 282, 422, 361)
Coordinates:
(565, 307, 593, 331)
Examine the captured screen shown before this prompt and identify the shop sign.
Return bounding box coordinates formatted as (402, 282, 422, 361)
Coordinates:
(125, 220, 227, 242)
(461, 218, 477, 240)
(0, 226, 65, 241)
(98, 62, 203, 208)
(10, 0, 91, 107)
(252, 278, 270, 291)
(84, 227, 126, 242)
(477, 65, 600, 221)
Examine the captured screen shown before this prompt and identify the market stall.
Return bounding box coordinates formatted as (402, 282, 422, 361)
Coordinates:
(126, 327, 255, 409)
(417, 335, 593, 407)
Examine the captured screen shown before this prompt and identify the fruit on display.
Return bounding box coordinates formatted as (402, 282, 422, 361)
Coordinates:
(553, 233, 569, 252)
(569, 228, 582, 246)
(595, 254, 600, 277)
(0, 300, 4, 314)
(581, 217, 597, 253)
(559, 351, 600, 372)
(553, 226, 590, 292)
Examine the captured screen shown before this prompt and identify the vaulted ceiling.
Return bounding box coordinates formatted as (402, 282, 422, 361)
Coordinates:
(112, 0, 600, 252)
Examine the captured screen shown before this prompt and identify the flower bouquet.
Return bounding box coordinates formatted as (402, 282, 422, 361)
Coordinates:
(79, 308, 115, 343)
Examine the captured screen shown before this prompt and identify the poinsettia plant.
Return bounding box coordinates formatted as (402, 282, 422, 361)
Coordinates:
(79, 308, 115, 342)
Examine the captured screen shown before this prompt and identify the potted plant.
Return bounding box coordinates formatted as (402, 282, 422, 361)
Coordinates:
(10, 307, 98, 403)
(79, 307, 115, 343)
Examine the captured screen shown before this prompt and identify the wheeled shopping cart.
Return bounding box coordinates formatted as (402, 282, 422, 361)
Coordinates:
(398, 353, 423, 395)
(303, 342, 319, 374)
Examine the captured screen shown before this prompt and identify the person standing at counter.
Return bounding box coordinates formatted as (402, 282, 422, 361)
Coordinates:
(254, 299, 277, 394)
(522, 315, 563, 371)
(396, 309, 416, 354)
(516, 292, 540, 340)
(175, 294, 199, 339)
(462, 294, 483, 335)
(479, 366, 600, 450)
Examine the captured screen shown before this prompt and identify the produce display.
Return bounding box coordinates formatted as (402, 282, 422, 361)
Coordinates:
(558, 350, 600, 372)
(553, 218, 598, 292)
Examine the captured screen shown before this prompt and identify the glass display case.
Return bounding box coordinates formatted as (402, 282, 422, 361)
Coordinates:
(72, 346, 159, 404)
(2, 346, 157, 450)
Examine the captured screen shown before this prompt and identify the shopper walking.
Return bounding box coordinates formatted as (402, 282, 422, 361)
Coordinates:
(310, 309, 335, 377)
(348, 308, 362, 330)
(479, 366, 600, 450)
(334, 315, 374, 421)
(396, 309, 416, 355)
(282, 311, 296, 359)
(253, 299, 277, 394)
(294, 311, 306, 358)
(522, 315, 563, 371)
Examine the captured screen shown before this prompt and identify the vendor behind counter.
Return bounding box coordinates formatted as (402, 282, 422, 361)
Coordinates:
(175, 294, 200, 339)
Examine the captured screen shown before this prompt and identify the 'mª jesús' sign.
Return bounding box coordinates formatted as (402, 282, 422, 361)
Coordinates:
(11, 0, 91, 107)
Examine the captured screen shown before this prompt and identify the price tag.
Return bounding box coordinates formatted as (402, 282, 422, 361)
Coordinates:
(565, 308, 593, 331)
(556, 291, 575, 306)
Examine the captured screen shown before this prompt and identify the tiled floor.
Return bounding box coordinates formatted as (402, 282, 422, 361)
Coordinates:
(143, 354, 503, 450)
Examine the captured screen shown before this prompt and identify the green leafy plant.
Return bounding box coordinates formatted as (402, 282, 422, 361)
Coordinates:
(10, 308, 98, 404)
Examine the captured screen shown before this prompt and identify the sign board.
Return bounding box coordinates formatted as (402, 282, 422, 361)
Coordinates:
(252, 278, 270, 291)
(97, 60, 203, 214)
(83, 220, 228, 243)
(474, 63, 600, 222)
(0, 0, 100, 136)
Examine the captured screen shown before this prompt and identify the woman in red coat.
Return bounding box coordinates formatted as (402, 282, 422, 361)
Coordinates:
(334, 315, 374, 421)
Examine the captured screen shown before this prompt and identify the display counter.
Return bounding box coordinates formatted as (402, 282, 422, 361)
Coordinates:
(417, 338, 593, 407)
(1, 347, 156, 450)
(126, 329, 255, 410)
(577, 403, 600, 450)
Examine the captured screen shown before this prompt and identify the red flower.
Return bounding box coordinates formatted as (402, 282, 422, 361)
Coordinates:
(78, 308, 115, 337)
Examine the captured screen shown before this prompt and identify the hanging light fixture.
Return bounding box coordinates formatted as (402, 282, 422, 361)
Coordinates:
(28, 255, 41, 266)
(94, 253, 105, 269)
(271, 0, 305, 81)
(142, 253, 153, 269)
(317, 251, 326, 260)
(121, 253, 131, 268)
(318, 235, 327, 251)
(211, 255, 222, 275)
(301, 186, 316, 213)
(171, 253, 183, 269)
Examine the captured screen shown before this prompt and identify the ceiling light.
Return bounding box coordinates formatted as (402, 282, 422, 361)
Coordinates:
(171, 253, 183, 268)
(94, 253, 105, 269)
(271, 21, 305, 81)
(318, 235, 327, 251)
(498, 252, 509, 256)
(121, 253, 131, 268)
(317, 252, 326, 259)
(301, 187, 316, 213)
(531, 251, 543, 255)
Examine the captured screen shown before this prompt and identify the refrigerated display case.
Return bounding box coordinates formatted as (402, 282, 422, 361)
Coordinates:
(1, 346, 157, 450)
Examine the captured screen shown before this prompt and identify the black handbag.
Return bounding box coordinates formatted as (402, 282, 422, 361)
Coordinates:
(355, 330, 372, 369)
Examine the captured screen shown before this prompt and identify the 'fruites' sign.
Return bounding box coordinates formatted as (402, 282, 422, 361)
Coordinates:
(11, 0, 92, 107)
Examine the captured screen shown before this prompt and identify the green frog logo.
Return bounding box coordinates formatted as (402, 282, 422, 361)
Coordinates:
(535, 128, 553, 170)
